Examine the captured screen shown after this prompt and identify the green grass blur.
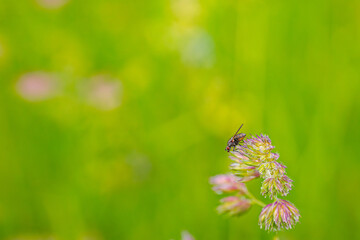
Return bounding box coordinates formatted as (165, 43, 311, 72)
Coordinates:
(0, 0, 359, 239)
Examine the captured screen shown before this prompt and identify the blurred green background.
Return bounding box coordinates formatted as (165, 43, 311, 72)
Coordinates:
(0, 0, 359, 239)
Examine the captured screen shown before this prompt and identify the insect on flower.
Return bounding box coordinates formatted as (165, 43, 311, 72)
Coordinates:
(225, 124, 246, 152)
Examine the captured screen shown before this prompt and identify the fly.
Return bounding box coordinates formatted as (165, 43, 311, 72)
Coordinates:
(225, 124, 246, 152)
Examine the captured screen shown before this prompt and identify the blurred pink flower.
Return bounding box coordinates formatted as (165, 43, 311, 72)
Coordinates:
(181, 231, 195, 240)
(36, 0, 69, 9)
(80, 75, 122, 111)
(210, 174, 248, 194)
(16, 71, 60, 102)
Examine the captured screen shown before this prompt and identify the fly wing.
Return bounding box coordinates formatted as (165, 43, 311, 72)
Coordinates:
(236, 134, 246, 142)
(233, 124, 243, 138)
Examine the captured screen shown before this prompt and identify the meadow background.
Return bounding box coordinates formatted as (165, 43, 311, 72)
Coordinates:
(0, 0, 359, 239)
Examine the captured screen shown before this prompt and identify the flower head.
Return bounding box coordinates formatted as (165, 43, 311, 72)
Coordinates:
(217, 196, 251, 216)
(261, 175, 293, 199)
(236, 134, 274, 162)
(259, 199, 300, 231)
(210, 174, 248, 194)
(258, 161, 286, 179)
(229, 150, 261, 182)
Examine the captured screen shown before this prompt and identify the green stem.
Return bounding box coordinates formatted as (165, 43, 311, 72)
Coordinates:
(273, 232, 279, 240)
(245, 191, 266, 207)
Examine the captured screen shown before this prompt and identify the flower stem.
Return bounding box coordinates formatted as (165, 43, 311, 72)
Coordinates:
(273, 232, 279, 240)
(245, 191, 266, 207)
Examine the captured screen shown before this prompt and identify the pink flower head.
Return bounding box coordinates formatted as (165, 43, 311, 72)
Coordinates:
(236, 134, 275, 162)
(16, 72, 60, 102)
(217, 196, 251, 216)
(210, 174, 248, 194)
(259, 199, 300, 231)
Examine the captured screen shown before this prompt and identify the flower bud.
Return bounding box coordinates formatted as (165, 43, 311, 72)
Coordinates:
(259, 199, 300, 231)
(210, 174, 248, 194)
(217, 196, 251, 216)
